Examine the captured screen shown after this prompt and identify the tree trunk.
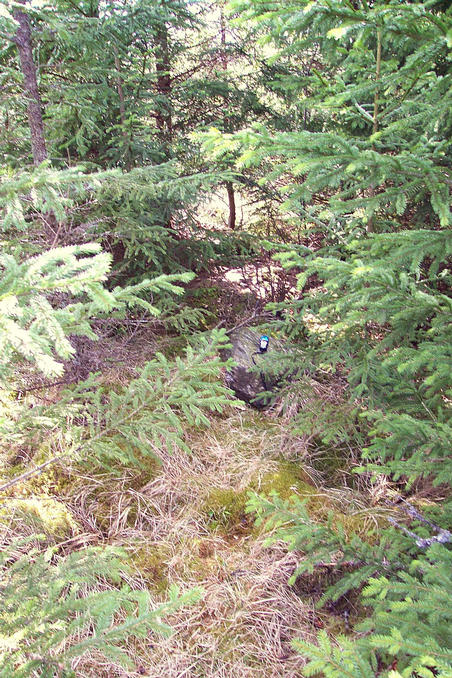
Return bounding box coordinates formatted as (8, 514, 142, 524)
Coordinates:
(220, 5, 228, 71)
(372, 29, 382, 137)
(13, 0, 47, 165)
(114, 49, 126, 129)
(221, 6, 236, 230)
(155, 24, 172, 146)
(113, 46, 132, 169)
(226, 180, 236, 230)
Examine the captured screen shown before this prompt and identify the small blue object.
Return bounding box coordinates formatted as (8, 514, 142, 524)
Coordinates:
(259, 335, 269, 352)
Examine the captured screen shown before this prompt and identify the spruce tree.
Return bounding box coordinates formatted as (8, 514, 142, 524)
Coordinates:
(219, 0, 452, 674)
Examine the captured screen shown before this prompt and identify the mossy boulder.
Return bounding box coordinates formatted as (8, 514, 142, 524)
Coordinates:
(221, 327, 287, 407)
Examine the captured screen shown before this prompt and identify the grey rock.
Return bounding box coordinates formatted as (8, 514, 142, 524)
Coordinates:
(221, 327, 286, 407)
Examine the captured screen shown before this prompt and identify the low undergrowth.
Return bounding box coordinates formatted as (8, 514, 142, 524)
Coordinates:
(1, 338, 392, 678)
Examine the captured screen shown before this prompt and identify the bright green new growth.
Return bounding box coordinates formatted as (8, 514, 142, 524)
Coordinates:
(0, 536, 201, 678)
(0, 243, 193, 381)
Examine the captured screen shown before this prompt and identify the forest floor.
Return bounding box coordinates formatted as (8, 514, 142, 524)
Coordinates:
(74, 409, 319, 678)
(3, 330, 390, 678)
(2, 267, 391, 678)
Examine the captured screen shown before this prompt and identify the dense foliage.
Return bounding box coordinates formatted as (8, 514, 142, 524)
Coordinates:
(1, 0, 451, 675)
(224, 1, 452, 676)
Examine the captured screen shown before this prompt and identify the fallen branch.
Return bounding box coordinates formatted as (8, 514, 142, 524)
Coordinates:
(387, 497, 452, 549)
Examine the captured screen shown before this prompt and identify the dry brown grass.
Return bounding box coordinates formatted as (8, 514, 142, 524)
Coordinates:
(124, 545, 311, 678)
(1, 394, 383, 678)
(61, 410, 377, 678)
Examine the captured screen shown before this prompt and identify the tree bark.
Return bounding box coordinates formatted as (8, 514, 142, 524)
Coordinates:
(155, 24, 172, 146)
(221, 6, 236, 230)
(226, 180, 236, 230)
(13, 0, 47, 165)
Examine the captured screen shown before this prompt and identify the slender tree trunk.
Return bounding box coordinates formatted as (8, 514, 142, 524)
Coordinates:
(114, 49, 127, 130)
(154, 20, 175, 235)
(220, 6, 228, 71)
(113, 46, 132, 169)
(372, 29, 382, 137)
(13, 0, 47, 165)
(367, 28, 382, 235)
(155, 24, 172, 146)
(13, 0, 59, 241)
(226, 181, 236, 230)
(220, 5, 236, 230)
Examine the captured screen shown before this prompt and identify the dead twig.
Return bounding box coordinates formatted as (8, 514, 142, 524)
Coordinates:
(386, 497, 452, 549)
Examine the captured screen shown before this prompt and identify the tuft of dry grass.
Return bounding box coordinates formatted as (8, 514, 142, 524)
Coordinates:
(128, 545, 311, 678)
(75, 541, 312, 678)
(65, 410, 381, 677)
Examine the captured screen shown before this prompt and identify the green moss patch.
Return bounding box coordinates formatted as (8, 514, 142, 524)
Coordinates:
(202, 487, 251, 533)
(254, 461, 315, 500)
(4, 497, 78, 538)
(250, 461, 378, 540)
(131, 545, 170, 593)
